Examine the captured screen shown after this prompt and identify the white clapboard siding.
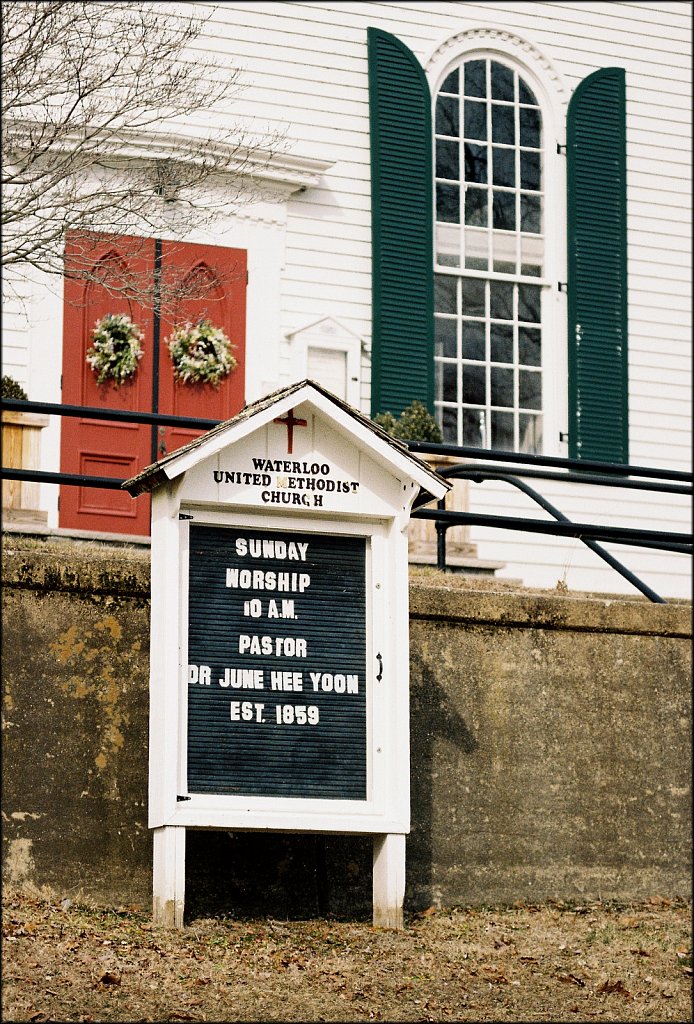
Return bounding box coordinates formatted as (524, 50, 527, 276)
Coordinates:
(629, 277, 690, 299)
(6, 1, 691, 597)
(1, 272, 32, 386)
(628, 304, 691, 329)
(630, 238, 691, 260)
(631, 348, 692, 372)
(630, 394, 691, 417)
(630, 167, 693, 189)
(631, 254, 691, 275)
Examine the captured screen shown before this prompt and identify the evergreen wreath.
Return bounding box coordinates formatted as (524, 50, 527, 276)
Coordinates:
(167, 317, 237, 386)
(86, 313, 144, 386)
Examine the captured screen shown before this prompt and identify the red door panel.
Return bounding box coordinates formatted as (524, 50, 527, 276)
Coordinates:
(158, 241, 247, 458)
(60, 234, 154, 535)
(59, 234, 247, 536)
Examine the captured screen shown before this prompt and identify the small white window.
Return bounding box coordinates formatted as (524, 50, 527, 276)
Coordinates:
(307, 346, 348, 401)
(287, 316, 363, 407)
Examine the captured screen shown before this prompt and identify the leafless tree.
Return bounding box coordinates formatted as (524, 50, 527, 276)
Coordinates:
(1, 1, 283, 311)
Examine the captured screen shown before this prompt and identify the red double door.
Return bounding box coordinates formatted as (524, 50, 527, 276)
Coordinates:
(60, 234, 247, 536)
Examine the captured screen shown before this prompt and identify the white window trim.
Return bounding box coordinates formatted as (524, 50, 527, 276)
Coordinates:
(425, 27, 570, 456)
(285, 315, 365, 407)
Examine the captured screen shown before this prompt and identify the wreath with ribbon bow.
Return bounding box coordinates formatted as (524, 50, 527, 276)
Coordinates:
(86, 313, 144, 386)
(167, 317, 237, 386)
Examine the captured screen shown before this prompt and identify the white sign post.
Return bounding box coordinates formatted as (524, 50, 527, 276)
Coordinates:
(124, 381, 448, 929)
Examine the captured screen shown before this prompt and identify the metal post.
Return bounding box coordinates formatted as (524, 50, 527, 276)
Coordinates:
(436, 495, 447, 571)
(150, 238, 163, 464)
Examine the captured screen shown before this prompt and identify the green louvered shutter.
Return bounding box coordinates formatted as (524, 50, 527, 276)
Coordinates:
(368, 27, 433, 417)
(566, 67, 628, 463)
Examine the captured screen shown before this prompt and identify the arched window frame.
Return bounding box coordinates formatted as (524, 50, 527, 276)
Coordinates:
(425, 29, 569, 455)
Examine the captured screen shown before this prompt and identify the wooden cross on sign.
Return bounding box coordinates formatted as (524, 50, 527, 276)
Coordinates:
(273, 408, 308, 454)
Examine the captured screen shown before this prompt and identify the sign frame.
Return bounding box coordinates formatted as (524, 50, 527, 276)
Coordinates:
(126, 381, 449, 930)
(152, 506, 408, 835)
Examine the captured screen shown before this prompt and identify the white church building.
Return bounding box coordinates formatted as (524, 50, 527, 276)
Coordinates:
(2, 1, 691, 598)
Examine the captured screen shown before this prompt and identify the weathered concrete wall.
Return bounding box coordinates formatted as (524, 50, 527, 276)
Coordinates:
(2, 536, 691, 918)
(407, 584, 692, 908)
(2, 539, 152, 905)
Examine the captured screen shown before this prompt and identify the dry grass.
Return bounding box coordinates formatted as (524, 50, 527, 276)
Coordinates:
(2, 885, 691, 1022)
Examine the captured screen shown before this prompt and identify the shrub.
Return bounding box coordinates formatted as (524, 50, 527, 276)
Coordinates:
(373, 400, 442, 442)
(1, 375, 28, 400)
(372, 410, 399, 436)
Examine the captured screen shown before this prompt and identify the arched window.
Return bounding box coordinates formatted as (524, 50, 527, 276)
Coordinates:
(368, 27, 628, 464)
(434, 57, 544, 451)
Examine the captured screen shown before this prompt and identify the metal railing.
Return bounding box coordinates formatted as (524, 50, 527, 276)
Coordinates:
(2, 399, 692, 602)
(406, 440, 692, 604)
(1, 397, 218, 488)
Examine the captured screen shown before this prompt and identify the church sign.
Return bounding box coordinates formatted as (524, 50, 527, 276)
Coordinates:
(186, 523, 367, 800)
(124, 380, 448, 930)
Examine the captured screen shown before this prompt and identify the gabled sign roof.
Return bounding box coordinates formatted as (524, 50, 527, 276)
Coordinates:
(122, 379, 449, 502)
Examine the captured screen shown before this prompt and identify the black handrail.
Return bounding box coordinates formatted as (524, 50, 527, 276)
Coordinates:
(406, 439, 693, 483)
(6, 468, 127, 490)
(410, 459, 691, 602)
(415, 462, 692, 497)
(412, 507, 691, 551)
(1, 397, 219, 431)
(2, 398, 691, 602)
(428, 471, 674, 602)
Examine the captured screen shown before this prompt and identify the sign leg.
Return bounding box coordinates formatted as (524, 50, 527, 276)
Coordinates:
(152, 826, 186, 928)
(372, 833, 405, 930)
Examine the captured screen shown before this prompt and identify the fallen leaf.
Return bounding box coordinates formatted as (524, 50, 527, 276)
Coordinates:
(96, 971, 121, 987)
(556, 971, 586, 987)
(598, 978, 632, 998)
(481, 967, 508, 983)
(417, 906, 438, 918)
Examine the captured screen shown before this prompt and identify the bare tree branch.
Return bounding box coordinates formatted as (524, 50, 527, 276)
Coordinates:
(1, 1, 284, 312)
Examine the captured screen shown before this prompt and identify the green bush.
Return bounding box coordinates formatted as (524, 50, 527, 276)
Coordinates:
(373, 400, 442, 443)
(372, 409, 399, 436)
(1, 375, 28, 400)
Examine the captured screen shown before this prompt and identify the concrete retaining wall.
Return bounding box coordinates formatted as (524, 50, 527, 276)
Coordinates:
(2, 535, 690, 918)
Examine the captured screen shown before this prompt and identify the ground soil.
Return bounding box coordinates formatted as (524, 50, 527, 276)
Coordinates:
(2, 886, 691, 1023)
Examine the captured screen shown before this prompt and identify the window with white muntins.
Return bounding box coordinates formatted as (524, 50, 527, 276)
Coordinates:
(434, 57, 546, 452)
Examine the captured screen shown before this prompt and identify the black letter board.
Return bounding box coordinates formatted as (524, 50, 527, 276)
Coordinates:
(187, 524, 367, 799)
